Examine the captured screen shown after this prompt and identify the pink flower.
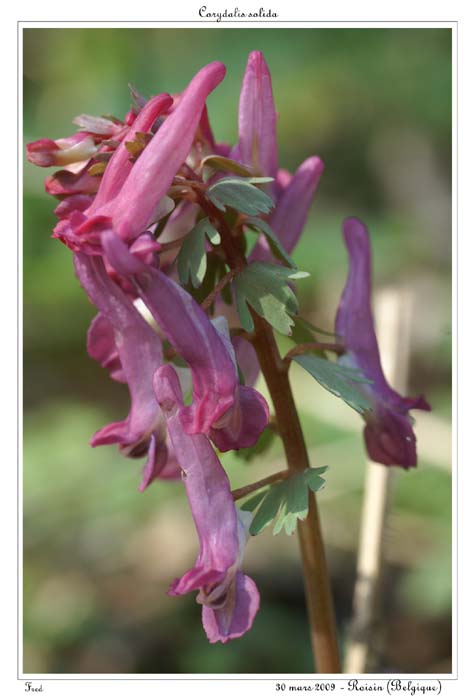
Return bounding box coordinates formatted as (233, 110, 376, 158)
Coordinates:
(154, 365, 260, 643)
(336, 218, 431, 468)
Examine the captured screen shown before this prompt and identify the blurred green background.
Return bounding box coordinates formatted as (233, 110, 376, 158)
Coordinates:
(23, 28, 452, 674)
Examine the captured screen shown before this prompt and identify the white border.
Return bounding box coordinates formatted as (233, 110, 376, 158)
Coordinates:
(10, 3, 467, 697)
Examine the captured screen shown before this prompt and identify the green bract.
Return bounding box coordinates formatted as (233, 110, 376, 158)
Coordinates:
(233, 262, 309, 336)
(207, 177, 275, 216)
(245, 216, 296, 268)
(292, 354, 373, 414)
(241, 467, 328, 536)
(177, 217, 221, 288)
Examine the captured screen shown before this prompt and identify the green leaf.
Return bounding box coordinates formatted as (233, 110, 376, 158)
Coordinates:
(293, 316, 337, 340)
(201, 154, 254, 178)
(233, 262, 309, 336)
(304, 466, 328, 492)
(240, 489, 268, 513)
(249, 483, 287, 535)
(245, 467, 328, 537)
(292, 354, 373, 414)
(177, 218, 220, 288)
(207, 177, 275, 216)
(245, 217, 296, 268)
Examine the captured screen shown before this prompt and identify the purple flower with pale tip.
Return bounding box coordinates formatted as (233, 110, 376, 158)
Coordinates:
(102, 231, 268, 447)
(154, 364, 260, 643)
(51, 93, 173, 253)
(50, 62, 225, 254)
(74, 252, 181, 485)
(335, 217, 430, 468)
(27, 132, 99, 168)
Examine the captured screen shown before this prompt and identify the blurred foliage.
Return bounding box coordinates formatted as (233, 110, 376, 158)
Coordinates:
(23, 27, 451, 674)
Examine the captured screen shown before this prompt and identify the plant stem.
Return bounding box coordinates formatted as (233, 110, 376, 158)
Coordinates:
(284, 341, 346, 364)
(202, 194, 341, 673)
(251, 315, 341, 673)
(201, 269, 237, 311)
(231, 468, 290, 501)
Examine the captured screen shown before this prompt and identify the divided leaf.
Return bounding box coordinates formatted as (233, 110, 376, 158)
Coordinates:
(292, 354, 373, 414)
(207, 177, 275, 216)
(244, 217, 296, 268)
(233, 262, 309, 336)
(241, 467, 328, 537)
(177, 218, 221, 288)
(201, 154, 254, 178)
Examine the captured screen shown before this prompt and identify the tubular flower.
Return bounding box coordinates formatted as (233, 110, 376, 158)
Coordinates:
(102, 231, 268, 446)
(335, 217, 431, 468)
(110, 61, 226, 241)
(26, 132, 99, 168)
(236, 50, 324, 256)
(50, 62, 226, 254)
(229, 51, 324, 381)
(52, 93, 173, 253)
(74, 252, 181, 485)
(154, 365, 260, 643)
(31, 113, 133, 200)
(250, 155, 324, 261)
(236, 50, 278, 182)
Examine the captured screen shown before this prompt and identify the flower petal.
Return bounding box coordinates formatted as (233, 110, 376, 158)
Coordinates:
(210, 385, 269, 452)
(237, 51, 278, 179)
(74, 252, 166, 453)
(154, 365, 238, 594)
(111, 62, 226, 241)
(87, 312, 125, 383)
(250, 156, 324, 262)
(201, 572, 260, 643)
(335, 217, 430, 468)
(92, 93, 173, 213)
(102, 232, 238, 435)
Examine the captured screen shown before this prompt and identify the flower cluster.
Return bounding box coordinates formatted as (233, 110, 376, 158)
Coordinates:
(27, 50, 429, 642)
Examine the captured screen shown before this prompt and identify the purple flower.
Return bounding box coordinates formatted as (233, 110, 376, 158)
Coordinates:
(74, 252, 181, 486)
(102, 231, 269, 448)
(51, 93, 173, 254)
(49, 62, 225, 254)
(335, 217, 431, 468)
(250, 156, 324, 261)
(110, 61, 226, 242)
(27, 132, 99, 168)
(154, 364, 260, 643)
(236, 51, 324, 257)
(236, 50, 278, 181)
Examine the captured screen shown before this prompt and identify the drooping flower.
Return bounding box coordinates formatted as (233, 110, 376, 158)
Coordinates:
(74, 252, 181, 485)
(154, 364, 260, 643)
(335, 217, 431, 468)
(102, 231, 269, 447)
